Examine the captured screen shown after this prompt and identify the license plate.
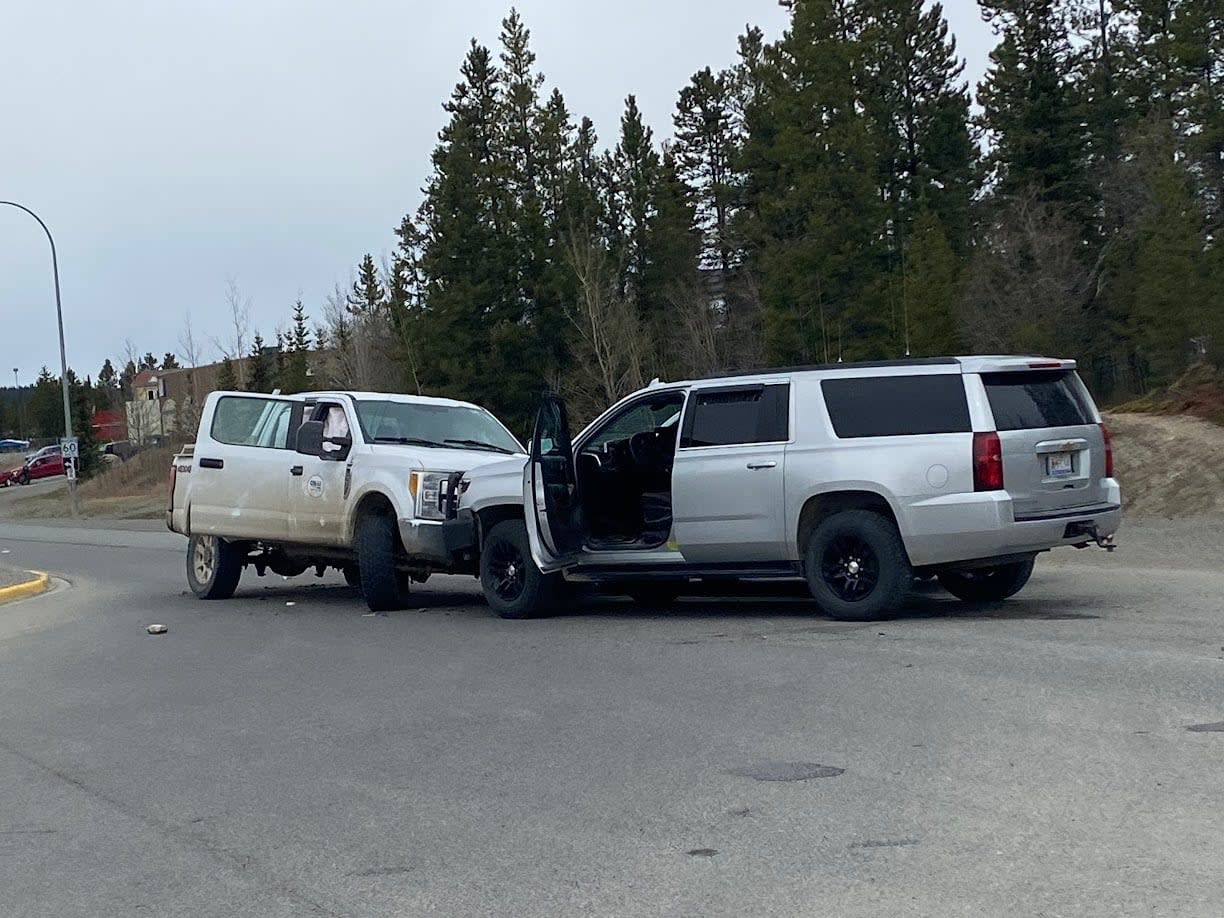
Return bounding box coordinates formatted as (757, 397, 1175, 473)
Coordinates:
(1047, 452, 1074, 477)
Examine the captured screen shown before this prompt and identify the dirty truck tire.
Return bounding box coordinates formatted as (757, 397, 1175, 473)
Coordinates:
(480, 520, 557, 620)
(187, 534, 243, 600)
(357, 513, 404, 613)
(342, 564, 362, 589)
(938, 558, 1035, 602)
(804, 510, 912, 622)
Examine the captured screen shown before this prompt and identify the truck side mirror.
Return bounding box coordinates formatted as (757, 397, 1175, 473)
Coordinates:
(296, 420, 325, 457)
(296, 420, 351, 461)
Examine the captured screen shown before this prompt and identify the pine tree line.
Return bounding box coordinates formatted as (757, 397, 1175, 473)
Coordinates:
(322, 2, 1220, 432)
(51, 2, 1219, 441)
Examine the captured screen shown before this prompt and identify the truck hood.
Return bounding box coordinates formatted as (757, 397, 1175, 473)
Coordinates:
(365, 444, 525, 472)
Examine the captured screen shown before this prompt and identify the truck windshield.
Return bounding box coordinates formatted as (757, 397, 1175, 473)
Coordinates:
(354, 400, 523, 454)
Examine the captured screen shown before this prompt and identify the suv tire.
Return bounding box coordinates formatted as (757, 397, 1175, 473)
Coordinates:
(804, 510, 912, 621)
(187, 534, 243, 600)
(480, 520, 557, 619)
(357, 512, 405, 613)
(17, 470, 29, 486)
(938, 559, 1035, 602)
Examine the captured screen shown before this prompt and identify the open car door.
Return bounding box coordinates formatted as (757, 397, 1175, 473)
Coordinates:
(524, 394, 586, 572)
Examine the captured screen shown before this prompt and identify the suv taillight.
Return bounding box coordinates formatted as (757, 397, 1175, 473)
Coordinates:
(1099, 422, 1113, 478)
(973, 432, 1004, 492)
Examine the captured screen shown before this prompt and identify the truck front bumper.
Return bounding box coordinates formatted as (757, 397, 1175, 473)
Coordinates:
(398, 512, 477, 567)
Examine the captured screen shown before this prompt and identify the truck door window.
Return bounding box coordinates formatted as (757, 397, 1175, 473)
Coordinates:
(211, 397, 294, 448)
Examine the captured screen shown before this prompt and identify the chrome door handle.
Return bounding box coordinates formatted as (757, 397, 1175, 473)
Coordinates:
(290, 465, 304, 476)
(746, 461, 777, 470)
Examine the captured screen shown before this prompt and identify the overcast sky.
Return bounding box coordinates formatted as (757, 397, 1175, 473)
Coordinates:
(1, 1, 996, 386)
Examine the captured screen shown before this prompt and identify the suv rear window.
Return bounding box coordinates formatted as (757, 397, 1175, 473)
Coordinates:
(981, 371, 1091, 431)
(821, 375, 970, 438)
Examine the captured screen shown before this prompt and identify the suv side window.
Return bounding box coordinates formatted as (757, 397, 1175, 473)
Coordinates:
(211, 397, 295, 449)
(679, 384, 790, 448)
(821, 375, 970, 438)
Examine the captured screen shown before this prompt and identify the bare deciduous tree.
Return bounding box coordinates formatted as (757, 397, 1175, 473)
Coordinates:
(210, 278, 251, 388)
(176, 311, 204, 437)
(960, 193, 1094, 357)
(563, 233, 648, 420)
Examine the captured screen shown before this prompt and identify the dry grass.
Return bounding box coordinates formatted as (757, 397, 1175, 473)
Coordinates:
(0, 446, 178, 520)
(1114, 363, 1224, 427)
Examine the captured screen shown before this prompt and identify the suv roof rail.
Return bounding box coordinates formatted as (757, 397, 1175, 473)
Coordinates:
(688, 357, 960, 382)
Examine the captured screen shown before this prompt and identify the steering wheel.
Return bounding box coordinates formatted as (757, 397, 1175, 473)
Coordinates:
(628, 431, 657, 469)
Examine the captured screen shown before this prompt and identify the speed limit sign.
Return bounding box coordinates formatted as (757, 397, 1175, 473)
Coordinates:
(61, 436, 79, 460)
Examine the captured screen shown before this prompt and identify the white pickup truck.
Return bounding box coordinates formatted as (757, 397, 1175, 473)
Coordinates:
(167, 390, 524, 612)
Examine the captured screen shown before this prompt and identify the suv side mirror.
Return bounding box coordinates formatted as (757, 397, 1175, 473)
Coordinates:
(296, 420, 351, 461)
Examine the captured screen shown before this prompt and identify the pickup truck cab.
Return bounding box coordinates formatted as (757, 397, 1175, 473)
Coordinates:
(168, 390, 524, 611)
(449, 356, 1122, 621)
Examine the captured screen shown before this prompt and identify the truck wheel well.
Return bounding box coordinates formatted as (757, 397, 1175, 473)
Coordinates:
(352, 492, 402, 551)
(797, 491, 899, 557)
(476, 505, 525, 549)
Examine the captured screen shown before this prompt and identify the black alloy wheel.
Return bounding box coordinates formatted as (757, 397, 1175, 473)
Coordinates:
(820, 534, 881, 602)
(479, 520, 557, 620)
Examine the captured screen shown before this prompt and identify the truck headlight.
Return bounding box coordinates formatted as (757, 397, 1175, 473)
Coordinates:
(408, 470, 450, 521)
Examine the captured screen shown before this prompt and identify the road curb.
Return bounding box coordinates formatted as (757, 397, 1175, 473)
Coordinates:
(0, 571, 51, 605)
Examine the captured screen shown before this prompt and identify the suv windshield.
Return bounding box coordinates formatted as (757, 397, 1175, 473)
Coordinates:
(354, 400, 523, 454)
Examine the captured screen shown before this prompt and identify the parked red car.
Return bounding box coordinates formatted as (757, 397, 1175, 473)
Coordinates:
(2, 452, 65, 486)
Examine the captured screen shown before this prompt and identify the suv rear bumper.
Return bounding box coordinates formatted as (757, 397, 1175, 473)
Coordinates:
(903, 482, 1122, 567)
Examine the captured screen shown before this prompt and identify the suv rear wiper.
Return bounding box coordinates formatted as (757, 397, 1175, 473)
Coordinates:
(443, 439, 515, 454)
(372, 436, 446, 448)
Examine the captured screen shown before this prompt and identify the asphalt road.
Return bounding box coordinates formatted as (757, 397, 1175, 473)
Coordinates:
(1, 520, 1222, 917)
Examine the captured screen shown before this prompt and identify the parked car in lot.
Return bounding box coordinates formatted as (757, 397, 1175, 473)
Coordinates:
(446, 356, 1122, 621)
(99, 440, 138, 464)
(2, 450, 66, 486)
(0, 438, 30, 453)
(167, 390, 525, 612)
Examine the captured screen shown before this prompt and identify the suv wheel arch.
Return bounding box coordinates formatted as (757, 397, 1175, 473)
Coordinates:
(797, 490, 906, 560)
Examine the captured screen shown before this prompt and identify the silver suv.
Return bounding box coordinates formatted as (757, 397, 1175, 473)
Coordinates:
(444, 356, 1121, 621)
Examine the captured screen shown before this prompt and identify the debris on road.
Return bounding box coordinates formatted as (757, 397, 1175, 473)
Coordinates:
(146, 624, 168, 635)
(727, 761, 845, 782)
(1186, 722, 1224, 733)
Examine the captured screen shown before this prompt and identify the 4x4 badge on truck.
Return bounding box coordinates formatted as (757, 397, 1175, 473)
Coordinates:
(307, 475, 324, 498)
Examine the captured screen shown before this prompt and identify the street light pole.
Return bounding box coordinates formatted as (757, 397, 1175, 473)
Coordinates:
(2, 200, 79, 516)
(11, 368, 20, 441)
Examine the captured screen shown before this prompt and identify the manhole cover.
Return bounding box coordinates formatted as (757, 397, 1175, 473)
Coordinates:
(1186, 722, 1224, 733)
(727, 761, 844, 782)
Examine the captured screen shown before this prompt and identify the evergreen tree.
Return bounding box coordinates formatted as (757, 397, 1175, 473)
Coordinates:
(1126, 132, 1214, 380)
(96, 359, 120, 410)
(28, 367, 63, 438)
(279, 301, 312, 394)
(66, 369, 98, 478)
(608, 95, 661, 293)
(904, 208, 965, 356)
(977, 0, 1093, 220)
(216, 358, 238, 392)
(675, 66, 741, 274)
(739, 0, 888, 365)
(248, 333, 275, 392)
(348, 254, 384, 316)
(161, 353, 181, 370)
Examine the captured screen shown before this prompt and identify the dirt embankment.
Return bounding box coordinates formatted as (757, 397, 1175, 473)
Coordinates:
(1106, 412, 1224, 518)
